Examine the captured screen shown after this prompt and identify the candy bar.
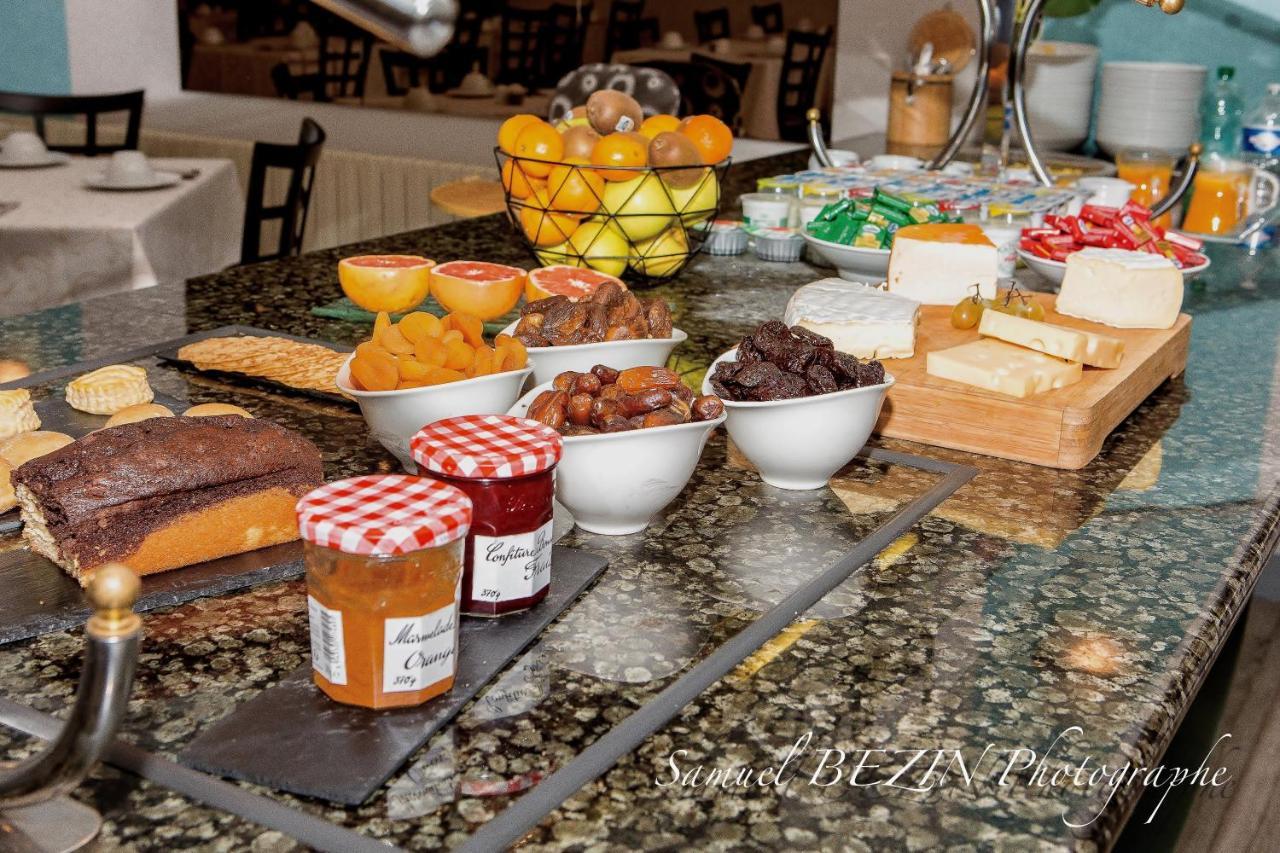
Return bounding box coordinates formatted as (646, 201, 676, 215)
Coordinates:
(1080, 205, 1118, 227)
(1163, 230, 1204, 252)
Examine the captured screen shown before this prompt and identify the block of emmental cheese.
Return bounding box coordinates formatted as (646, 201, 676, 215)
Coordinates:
(978, 309, 1125, 369)
(926, 339, 1082, 398)
(886, 223, 998, 306)
(784, 279, 920, 359)
(1056, 248, 1183, 329)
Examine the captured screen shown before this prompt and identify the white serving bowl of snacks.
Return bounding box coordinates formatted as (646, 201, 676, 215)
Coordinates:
(1017, 248, 1211, 286)
(703, 348, 893, 491)
(499, 321, 688, 386)
(338, 355, 534, 470)
(801, 233, 891, 282)
(509, 380, 725, 535)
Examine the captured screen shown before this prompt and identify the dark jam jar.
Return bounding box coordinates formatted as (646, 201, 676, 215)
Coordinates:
(411, 414, 563, 617)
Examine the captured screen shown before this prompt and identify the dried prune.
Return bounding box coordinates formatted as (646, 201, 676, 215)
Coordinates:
(713, 320, 886, 402)
(805, 363, 838, 394)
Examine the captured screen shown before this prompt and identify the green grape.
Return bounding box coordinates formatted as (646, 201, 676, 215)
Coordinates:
(951, 298, 983, 329)
(1015, 300, 1046, 321)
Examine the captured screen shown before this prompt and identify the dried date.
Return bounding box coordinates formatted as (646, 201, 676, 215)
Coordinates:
(515, 287, 675, 346)
(538, 367, 723, 436)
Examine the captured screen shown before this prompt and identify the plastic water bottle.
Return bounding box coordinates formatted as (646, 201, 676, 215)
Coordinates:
(1200, 66, 1242, 158)
(1242, 83, 1280, 174)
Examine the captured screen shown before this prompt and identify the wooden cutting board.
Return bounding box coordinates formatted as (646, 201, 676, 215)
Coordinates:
(874, 293, 1191, 469)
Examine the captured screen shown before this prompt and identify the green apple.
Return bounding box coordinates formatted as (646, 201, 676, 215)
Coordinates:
(601, 173, 677, 242)
(630, 226, 689, 278)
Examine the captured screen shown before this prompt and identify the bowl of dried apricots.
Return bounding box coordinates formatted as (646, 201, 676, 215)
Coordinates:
(337, 309, 534, 469)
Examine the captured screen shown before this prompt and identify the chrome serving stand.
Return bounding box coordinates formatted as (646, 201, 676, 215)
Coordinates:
(809, 0, 1200, 218)
(0, 565, 141, 853)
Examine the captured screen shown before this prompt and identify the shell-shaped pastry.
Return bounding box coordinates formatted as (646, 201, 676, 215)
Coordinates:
(0, 390, 41, 441)
(65, 365, 153, 415)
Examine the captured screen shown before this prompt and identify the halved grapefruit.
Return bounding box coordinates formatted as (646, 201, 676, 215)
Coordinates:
(429, 260, 526, 321)
(525, 265, 627, 302)
(338, 255, 434, 314)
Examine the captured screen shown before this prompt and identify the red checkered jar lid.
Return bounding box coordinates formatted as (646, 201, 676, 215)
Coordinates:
(296, 474, 472, 556)
(410, 414, 563, 480)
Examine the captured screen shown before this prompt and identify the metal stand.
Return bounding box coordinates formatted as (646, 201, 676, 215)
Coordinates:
(0, 565, 141, 853)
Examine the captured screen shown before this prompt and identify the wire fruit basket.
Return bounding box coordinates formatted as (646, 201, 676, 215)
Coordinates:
(495, 147, 731, 286)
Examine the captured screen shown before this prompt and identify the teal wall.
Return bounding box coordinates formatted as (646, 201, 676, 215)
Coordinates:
(0, 0, 70, 94)
(1045, 0, 1280, 110)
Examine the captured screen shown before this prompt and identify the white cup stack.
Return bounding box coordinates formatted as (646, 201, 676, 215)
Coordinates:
(1096, 61, 1206, 156)
(1022, 41, 1099, 151)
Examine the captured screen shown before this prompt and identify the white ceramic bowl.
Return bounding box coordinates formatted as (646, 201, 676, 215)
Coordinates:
(508, 382, 725, 535)
(337, 355, 534, 470)
(498, 321, 687, 386)
(1017, 248, 1211, 286)
(702, 349, 894, 491)
(802, 233, 891, 282)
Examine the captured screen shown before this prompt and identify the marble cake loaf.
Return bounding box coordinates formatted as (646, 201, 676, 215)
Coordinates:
(11, 415, 324, 585)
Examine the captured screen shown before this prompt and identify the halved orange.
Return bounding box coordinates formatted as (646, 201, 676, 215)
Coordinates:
(338, 255, 434, 313)
(429, 260, 526, 321)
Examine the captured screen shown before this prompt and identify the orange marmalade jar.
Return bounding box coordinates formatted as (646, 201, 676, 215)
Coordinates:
(295, 474, 472, 709)
(411, 414, 562, 617)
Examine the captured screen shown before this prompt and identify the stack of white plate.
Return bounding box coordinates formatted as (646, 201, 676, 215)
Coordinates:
(1096, 61, 1206, 156)
(1022, 41, 1099, 151)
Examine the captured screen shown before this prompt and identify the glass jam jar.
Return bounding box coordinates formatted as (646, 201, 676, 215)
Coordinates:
(411, 414, 562, 617)
(295, 474, 472, 710)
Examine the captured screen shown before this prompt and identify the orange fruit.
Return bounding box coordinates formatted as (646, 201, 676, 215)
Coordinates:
(513, 119, 564, 177)
(501, 158, 537, 199)
(590, 131, 649, 181)
(524, 265, 627, 302)
(497, 113, 541, 154)
(338, 255, 434, 313)
(679, 115, 733, 164)
(429, 261, 526, 321)
(546, 159, 605, 215)
(520, 187, 580, 246)
(639, 114, 681, 140)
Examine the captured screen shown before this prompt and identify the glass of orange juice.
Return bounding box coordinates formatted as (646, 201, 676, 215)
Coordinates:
(1115, 149, 1175, 229)
(1183, 159, 1249, 235)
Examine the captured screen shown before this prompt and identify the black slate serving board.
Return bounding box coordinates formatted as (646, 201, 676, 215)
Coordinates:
(180, 546, 608, 805)
(0, 392, 186, 535)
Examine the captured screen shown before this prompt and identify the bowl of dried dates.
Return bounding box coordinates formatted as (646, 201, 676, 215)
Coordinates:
(510, 364, 726, 535)
(702, 320, 893, 490)
(502, 281, 687, 386)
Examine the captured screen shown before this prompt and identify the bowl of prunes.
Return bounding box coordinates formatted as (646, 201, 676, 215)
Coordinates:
(702, 320, 893, 490)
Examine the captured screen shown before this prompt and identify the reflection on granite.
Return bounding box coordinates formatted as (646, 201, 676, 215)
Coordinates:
(0, 146, 1276, 851)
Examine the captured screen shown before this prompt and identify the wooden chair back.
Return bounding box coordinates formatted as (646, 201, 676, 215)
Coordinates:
(0, 90, 144, 156)
(751, 3, 784, 34)
(776, 27, 831, 142)
(241, 118, 326, 264)
(694, 9, 731, 44)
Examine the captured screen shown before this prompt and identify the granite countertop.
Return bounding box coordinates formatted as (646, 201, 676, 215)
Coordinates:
(0, 150, 1277, 851)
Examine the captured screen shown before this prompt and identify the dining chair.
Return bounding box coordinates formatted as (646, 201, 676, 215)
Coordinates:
(547, 63, 680, 125)
(694, 54, 753, 100)
(633, 61, 743, 132)
(240, 118, 326, 265)
(751, 2, 785, 34)
(380, 50, 427, 96)
(313, 13, 375, 101)
(776, 27, 832, 142)
(604, 0, 651, 58)
(496, 7, 544, 86)
(694, 9, 731, 44)
(541, 2, 593, 89)
(0, 90, 144, 156)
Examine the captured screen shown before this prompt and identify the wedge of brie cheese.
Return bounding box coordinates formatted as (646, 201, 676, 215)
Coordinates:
(1056, 248, 1183, 329)
(886, 223, 998, 305)
(784, 279, 920, 359)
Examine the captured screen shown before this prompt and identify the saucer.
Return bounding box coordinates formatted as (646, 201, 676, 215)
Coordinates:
(0, 152, 71, 169)
(445, 88, 494, 99)
(83, 171, 182, 191)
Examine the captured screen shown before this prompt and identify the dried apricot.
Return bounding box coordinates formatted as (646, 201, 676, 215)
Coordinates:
(441, 329, 464, 346)
(450, 312, 485, 348)
(379, 323, 416, 356)
(399, 311, 443, 342)
(398, 356, 432, 382)
(350, 349, 398, 391)
(444, 339, 475, 371)
(423, 366, 467, 384)
(373, 311, 392, 339)
(470, 345, 496, 377)
(414, 335, 447, 367)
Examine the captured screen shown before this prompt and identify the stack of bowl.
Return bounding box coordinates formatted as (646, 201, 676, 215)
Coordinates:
(1022, 41, 1099, 151)
(1096, 61, 1206, 156)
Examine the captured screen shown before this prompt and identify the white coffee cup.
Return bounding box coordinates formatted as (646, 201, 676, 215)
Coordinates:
(1077, 176, 1134, 208)
(1, 131, 49, 164)
(745, 24, 765, 40)
(660, 30, 684, 49)
(104, 150, 156, 185)
(867, 154, 924, 172)
(808, 148, 859, 169)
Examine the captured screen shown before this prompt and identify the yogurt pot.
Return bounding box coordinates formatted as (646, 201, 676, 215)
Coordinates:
(977, 219, 1023, 278)
(703, 219, 749, 255)
(740, 193, 794, 230)
(752, 227, 805, 262)
(795, 197, 831, 229)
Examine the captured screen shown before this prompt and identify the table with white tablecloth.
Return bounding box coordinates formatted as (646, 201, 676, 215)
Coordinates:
(0, 157, 243, 316)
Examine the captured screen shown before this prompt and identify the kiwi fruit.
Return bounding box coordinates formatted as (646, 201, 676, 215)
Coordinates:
(586, 89, 644, 135)
(561, 124, 600, 161)
(648, 131, 705, 188)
